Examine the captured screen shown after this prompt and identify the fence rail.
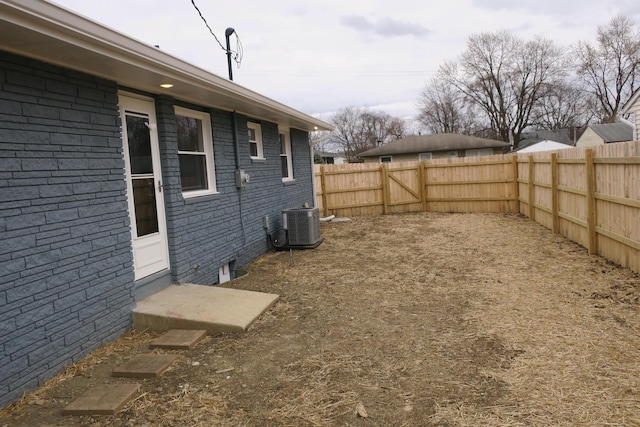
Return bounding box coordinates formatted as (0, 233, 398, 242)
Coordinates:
(314, 141, 640, 273)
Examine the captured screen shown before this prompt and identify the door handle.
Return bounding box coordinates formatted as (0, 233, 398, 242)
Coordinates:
(157, 180, 163, 193)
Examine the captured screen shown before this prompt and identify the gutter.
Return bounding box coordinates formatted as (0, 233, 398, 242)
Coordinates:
(308, 131, 334, 209)
(0, 0, 333, 132)
(618, 115, 637, 142)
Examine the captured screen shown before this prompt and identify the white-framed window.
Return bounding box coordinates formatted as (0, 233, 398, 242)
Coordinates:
(279, 128, 293, 181)
(247, 122, 263, 159)
(174, 106, 216, 197)
(465, 148, 493, 157)
(419, 152, 432, 160)
(380, 156, 392, 163)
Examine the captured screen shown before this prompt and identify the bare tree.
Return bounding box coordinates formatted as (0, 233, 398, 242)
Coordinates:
(328, 107, 362, 162)
(532, 80, 598, 130)
(360, 111, 405, 143)
(441, 31, 568, 149)
(329, 107, 406, 162)
(310, 129, 332, 149)
(416, 76, 479, 134)
(574, 15, 640, 123)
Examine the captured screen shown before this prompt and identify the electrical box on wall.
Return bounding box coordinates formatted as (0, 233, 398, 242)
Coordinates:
(235, 169, 250, 188)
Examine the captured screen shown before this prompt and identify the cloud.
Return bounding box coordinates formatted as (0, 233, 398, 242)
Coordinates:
(619, 0, 640, 17)
(471, 0, 580, 14)
(472, 0, 640, 19)
(341, 15, 430, 37)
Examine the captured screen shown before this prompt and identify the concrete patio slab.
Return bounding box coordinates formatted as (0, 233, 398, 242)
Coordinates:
(112, 354, 178, 378)
(132, 284, 279, 334)
(149, 329, 207, 350)
(61, 384, 141, 416)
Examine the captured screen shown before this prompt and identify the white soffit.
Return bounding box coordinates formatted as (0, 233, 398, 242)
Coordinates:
(0, 0, 332, 132)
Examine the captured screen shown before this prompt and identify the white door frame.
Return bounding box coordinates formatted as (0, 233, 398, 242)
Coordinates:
(119, 93, 170, 280)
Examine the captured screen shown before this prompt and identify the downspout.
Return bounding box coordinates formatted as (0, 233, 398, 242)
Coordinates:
(231, 111, 247, 248)
(618, 115, 637, 142)
(232, 111, 240, 171)
(309, 132, 317, 208)
(309, 131, 331, 209)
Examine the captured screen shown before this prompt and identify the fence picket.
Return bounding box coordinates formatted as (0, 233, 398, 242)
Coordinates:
(314, 141, 640, 274)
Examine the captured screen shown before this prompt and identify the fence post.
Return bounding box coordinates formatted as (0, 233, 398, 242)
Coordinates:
(511, 155, 519, 213)
(320, 165, 329, 217)
(585, 149, 597, 254)
(381, 163, 389, 214)
(419, 161, 427, 212)
(528, 155, 535, 221)
(551, 153, 559, 234)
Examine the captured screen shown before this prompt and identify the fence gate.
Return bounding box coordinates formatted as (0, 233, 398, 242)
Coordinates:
(381, 164, 424, 214)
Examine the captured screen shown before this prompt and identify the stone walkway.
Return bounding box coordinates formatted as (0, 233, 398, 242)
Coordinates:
(61, 329, 207, 416)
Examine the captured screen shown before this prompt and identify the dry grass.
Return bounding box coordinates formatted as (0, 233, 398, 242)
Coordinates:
(1, 213, 640, 426)
(1, 330, 160, 413)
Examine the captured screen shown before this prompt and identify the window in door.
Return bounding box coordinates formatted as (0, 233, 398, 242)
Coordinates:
(125, 112, 159, 237)
(175, 106, 216, 197)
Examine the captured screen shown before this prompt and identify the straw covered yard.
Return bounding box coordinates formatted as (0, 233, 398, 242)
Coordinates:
(2, 212, 640, 426)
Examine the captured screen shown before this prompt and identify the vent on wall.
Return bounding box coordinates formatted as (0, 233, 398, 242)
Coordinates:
(219, 263, 231, 284)
(282, 207, 321, 247)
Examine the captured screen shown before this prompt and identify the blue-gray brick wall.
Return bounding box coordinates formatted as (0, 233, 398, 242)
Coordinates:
(0, 49, 316, 408)
(0, 51, 135, 408)
(154, 97, 314, 286)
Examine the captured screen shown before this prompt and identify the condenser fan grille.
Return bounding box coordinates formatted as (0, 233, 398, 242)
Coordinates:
(282, 208, 321, 246)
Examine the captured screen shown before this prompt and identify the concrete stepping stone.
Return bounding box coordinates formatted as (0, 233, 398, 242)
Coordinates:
(61, 383, 141, 415)
(149, 329, 207, 350)
(112, 353, 178, 378)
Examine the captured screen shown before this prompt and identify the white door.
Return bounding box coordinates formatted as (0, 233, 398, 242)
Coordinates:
(119, 94, 170, 280)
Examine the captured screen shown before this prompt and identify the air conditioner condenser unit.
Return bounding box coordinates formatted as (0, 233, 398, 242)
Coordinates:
(281, 207, 323, 249)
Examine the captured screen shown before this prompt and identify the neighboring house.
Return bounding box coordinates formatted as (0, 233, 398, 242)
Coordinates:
(314, 150, 346, 164)
(621, 88, 640, 142)
(358, 134, 510, 163)
(517, 140, 574, 154)
(0, 0, 331, 407)
(576, 123, 633, 147)
(517, 129, 576, 151)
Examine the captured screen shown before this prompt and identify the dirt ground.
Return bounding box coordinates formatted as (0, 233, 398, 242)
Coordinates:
(2, 212, 640, 427)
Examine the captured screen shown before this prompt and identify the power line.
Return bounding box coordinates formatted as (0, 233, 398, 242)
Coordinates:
(235, 70, 437, 77)
(190, 0, 243, 69)
(189, 0, 226, 52)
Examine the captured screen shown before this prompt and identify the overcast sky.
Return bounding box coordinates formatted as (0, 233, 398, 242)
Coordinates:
(51, 0, 640, 125)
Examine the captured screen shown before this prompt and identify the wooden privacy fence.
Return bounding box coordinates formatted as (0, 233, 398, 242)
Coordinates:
(314, 141, 640, 273)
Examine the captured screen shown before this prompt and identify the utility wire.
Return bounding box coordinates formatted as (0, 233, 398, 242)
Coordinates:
(190, 0, 243, 68)
(190, 0, 226, 52)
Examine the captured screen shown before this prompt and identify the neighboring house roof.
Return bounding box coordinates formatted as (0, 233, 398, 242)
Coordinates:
(358, 134, 510, 157)
(517, 140, 574, 153)
(518, 129, 575, 150)
(0, 0, 332, 132)
(314, 150, 342, 158)
(589, 123, 633, 143)
(622, 88, 640, 114)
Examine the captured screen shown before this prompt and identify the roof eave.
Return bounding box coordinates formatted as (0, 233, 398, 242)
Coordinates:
(0, 0, 333, 132)
(622, 88, 640, 115)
